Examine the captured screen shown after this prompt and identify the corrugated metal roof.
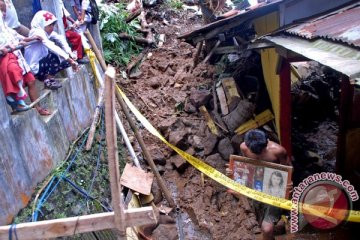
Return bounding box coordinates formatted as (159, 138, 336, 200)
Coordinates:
(286, 3, 360, 47)
(264, 35, 360, 78)
(179, 0, 286, 42)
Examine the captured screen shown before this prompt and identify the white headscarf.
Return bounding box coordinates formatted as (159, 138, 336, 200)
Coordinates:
(31, 10, 57, 30)
(0, 10, 30, 74)
(0, 10, 22, 48)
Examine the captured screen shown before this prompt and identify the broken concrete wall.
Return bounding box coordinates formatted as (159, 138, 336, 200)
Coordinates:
(0, 65, 97, 225)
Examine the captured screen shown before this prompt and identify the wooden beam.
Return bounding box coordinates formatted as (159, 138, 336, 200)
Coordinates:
(279, 59, 292, 157)
(247, 41, 275, 50)
(202, 40, 221, 64)
(214, 46, 242, 55)
(84, 30, 107, 71)
(0, 208, 157, 240)
(216, 84, 229, 115)
(199, 106, 219, 136)
(104, 66, 126, 238)
(235, 109, 274, 135)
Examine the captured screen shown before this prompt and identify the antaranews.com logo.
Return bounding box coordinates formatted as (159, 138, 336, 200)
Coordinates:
(291, 172, 359, 233)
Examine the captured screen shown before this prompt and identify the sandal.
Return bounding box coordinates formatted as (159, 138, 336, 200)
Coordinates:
(6, 97, 30, 112)
(35, 107, 51, 116)
(44, 78, 62, 90)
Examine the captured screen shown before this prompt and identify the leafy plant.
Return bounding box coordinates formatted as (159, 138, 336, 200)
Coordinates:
(98, 2, 142, 66)
(168, 0, 183, 10)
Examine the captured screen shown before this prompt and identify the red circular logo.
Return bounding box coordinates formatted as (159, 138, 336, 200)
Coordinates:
(300, 182, 350, 229)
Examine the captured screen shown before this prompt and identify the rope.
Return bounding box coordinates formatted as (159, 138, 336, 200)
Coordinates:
(32, 130, 89, 221)
(86, 108, 104, 203)
(62, 177, 112, 212)
(8, 224, 18, 240)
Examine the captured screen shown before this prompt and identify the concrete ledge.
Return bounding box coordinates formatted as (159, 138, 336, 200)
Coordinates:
(0, 65, 97, 225)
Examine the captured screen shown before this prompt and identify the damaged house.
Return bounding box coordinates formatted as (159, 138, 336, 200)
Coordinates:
(180, 0, 360, 191)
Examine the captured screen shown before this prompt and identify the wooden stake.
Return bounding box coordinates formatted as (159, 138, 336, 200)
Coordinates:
(192, 41, 203, 70)
(202, 40, 221, 64)
(119, 32, 154, 45)
(0, 208, 156, 240)
(114, 87, 176, 208)
(104, 66, 126, 238)
(84, 30, 107, 71)
(85, 88, 104, 151)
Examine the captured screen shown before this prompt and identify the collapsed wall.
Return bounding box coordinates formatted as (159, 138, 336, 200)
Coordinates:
(0, 65, 97, 225)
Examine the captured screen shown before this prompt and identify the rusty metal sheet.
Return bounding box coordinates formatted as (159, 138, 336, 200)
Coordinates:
(264, 35, 360, 79)
(179, 0, 285, 41)
(286, 3, 360, 47)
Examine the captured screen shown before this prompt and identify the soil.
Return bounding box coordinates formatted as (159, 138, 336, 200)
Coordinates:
(13, 2, 353, 240)
(119, 4, 261, 239)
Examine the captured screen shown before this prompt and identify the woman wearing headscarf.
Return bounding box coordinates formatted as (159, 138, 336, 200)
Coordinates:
(24, 10, 78, 90)
(0, 10, 50, 114)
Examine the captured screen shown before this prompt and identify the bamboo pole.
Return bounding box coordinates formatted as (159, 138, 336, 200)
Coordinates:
(84, 30, 107, 71)
(114, 87, 176, 208)
(85, 89, 104, 150)
(0, 208, 156, 240)
(115, 111, 141, 168)
(104, 66, 126, 239)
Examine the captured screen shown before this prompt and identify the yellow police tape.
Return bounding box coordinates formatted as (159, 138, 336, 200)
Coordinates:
(115, 85, 360, 223)
(85, 48, 100, 88)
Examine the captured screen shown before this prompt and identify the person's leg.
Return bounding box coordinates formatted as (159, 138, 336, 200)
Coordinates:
(262, 221, 274, 240)
(25, 74, 51, 116)
(65, 30, 83, 59)
(262, 206, 282, 240)
(37, 53, 64, 90)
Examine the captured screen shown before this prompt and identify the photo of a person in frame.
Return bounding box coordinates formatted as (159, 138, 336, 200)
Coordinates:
(263, 169, 287, 198)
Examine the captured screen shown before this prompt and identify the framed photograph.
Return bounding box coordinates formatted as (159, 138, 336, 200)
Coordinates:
(229, 155, 293, 199)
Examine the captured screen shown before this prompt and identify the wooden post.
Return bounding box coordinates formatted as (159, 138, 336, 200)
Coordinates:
(202, 40, 221, 64)
(85, 89, 104, 150)
(0, 208, 156, 240)
(104, 66, 126, 238)
(84, 30, 107, 71)
(192, 41, 203, 70)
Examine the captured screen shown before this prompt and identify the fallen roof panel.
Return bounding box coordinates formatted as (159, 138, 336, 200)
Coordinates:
(286, 3, 360, 47)
(264, 35, 360, 78)
(178, 0, 285, 42)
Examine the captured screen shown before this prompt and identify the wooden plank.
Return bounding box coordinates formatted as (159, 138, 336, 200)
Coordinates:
(104, 66, 126, 238)
(221, 77, 241, 112)
(202, 40, 221, 64)
(216, 85, 229, 115)
(235, 109, 274, 135)
(199, 106, 219, 136)
(120, 163, 154, 195)
(0, 208, 157, 240)
(214, 46, 241, 55)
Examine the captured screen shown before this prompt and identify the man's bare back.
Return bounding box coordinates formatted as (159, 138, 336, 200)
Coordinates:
(240, 140, 291, 166)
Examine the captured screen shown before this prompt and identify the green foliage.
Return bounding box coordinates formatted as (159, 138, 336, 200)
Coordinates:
(167, 0, 183, 10)
(98, 2, 142, 66)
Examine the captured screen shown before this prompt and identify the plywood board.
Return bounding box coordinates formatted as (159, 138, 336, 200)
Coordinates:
(120, 164, 154, 195)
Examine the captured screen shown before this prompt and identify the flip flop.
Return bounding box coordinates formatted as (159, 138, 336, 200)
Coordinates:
(44, 78, 62, 90)
(36, 107, 51, 116)
(6, 96, 17, 111)
(14, 99, 30, 112)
